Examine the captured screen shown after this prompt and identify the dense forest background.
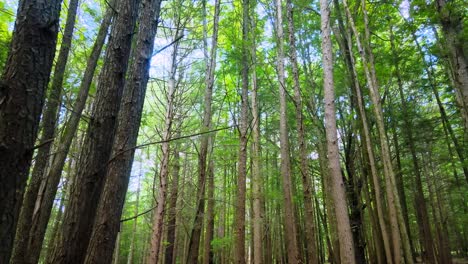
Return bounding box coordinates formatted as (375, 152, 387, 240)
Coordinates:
(0, 0, 467, 263)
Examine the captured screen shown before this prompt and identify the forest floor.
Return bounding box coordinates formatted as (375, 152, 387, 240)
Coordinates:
(452, 258, 468, 264)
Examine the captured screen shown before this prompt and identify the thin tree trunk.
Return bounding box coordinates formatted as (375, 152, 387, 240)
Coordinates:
(50, 0, 139, 260)
(25, 9, 113, 264)
(274, 0, 302, 262)
(250, 3, 265, 262)
(286, 1, 318, 263)
(146, 26, 181, 264)
(390, 25, 436, 264)
(186, 1, 220, 262)
(203, 160, 215, 264)
(0, 0, 62, 260)
(233, 0, 249, 262)
(164, 143, 181, 264)
(320, 1, 356, 263)
(343, 0, 414, 262)
(11, 0, 79, 262)
(341, 20, 393, 264)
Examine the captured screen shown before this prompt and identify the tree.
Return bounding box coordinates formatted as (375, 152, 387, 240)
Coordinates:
(50, 0, 140, 261)
(274, 0, 301, 263)
(319, 0, 356, 263)
(0, 0, 62, 261)
(11, 0, 79, 261)
(84, 0, 162, 261)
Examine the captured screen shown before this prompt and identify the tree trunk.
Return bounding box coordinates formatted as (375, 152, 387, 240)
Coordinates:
(250, 4, 265, 263)
(0, 0, 62, 261)
(203, 160, 215, 264)
(50, 0, 139, 261)
(286, 1, 318, 263)
(233, 0, 249, 263)
(23, 9, 113, 264)
(320, 0, 356, 263)
(11, 0, 79, 261)
(274, 0, 302, 263)
(343, 0, 414, 262)
(164, 144, 181, 264)
(84, 0, 161, 261)
(186, 1, 220, 262)
(390, 25, 436, 264)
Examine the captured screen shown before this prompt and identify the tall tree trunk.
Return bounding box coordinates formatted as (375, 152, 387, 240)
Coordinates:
(274, 0, 301, 262)
(390, 25, 436, 264)
(145, 26, 182, 264)
(186, 1, 220, 262)
(0, 0, 62, 261)
(24, 9, 113, 264)
(343, 0, 414, 262)
(11, 0, 79, 261)
(233, 0, 249, 262)
(319, 0, 356, 263)
(165, 144, 181, 264)
(84, 0, 162, 261)
(250, 4, 265, 263)
(340, 18, 393, 264)
(286, 1, 318, 263)
(203, 160, 215, 264)
(50, 0, 139, 261)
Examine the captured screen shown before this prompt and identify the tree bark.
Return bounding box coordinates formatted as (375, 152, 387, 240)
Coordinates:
(11, 0, 79, 261)
(233, 0, 249, 262)
(0, 0, 62, 261)
(320, 0, 356, 263)
(164, 144, 181, 264)
(203, 160, 215, 264)
(250, 3, 265, 263)
(50, 0, 139, 261)
(84, 0, 162, 261)
(23, 9, 113, 264)
(286, 1, 319, 263)
(274, 0, 302, 263)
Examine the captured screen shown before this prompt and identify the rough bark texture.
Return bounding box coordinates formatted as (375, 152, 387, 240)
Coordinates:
(0, 0, 61, 261)
(203, 160, 215, 264)
(164, 145, 181, 264)
(186, 0, 220, 262)
(275, 0, 301, 263)
(11, 0, 79, 261)
(250, 4, 265, 263)
(84, 0, 161, 262)
(50, 0, 139, 261)
(24, 10, 113, 264)
(233, 0, 249, 262)
(320, 0, 356, 263)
